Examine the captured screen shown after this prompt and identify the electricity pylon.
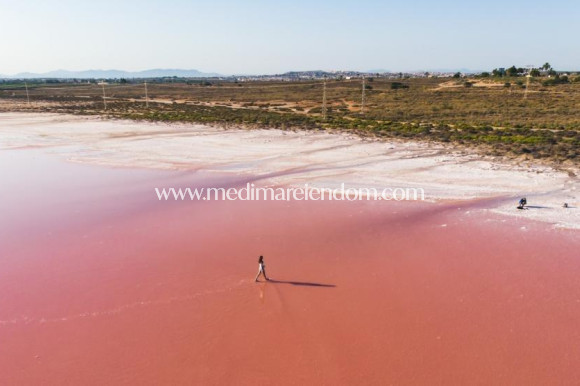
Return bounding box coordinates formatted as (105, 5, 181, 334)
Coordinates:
(144, 82, 149, 108)
(24, 82, 30, 105)
(361, 76, 366, 115)
(322, 77, 327, 120)
(524, 64, 534, 100)
(101, 83, 107, 110)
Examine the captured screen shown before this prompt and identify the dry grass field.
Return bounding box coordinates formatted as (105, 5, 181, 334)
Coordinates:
(2, 76, 580, 163)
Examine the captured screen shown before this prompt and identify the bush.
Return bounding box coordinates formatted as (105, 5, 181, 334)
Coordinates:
(390, 82, 409, 90)
(542, 75, 569, 86)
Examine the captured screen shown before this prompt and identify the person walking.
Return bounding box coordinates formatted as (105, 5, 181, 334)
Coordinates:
(255, 255, 269, 282)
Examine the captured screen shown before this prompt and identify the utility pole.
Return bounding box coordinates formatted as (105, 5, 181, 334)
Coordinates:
(24, 82, 30, 105)
(144, 81, 149, 108)
(322, 77, 327, 120)
(101, 83, 107, 110)
(524, 64, 533, 100)
(361, 75, 366, 115)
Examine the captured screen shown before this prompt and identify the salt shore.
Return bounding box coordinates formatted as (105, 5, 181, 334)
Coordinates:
(0, 112, 578, 228)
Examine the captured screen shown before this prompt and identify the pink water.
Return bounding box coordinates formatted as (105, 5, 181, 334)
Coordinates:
(1, 149, 580, 385)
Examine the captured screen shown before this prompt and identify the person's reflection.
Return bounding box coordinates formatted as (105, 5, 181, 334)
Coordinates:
(257, 281, 267, 303)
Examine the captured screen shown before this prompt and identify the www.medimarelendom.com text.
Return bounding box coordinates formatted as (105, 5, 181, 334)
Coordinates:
(155, 183, 425, 201)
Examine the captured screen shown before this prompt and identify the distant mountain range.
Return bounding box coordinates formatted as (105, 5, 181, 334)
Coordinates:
(0, 69, 221, 79)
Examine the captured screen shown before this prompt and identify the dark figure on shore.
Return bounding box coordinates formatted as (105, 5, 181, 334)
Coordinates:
(563, 203, 569, 208)
(255, 255, 269, 282)
(517, 197, 527, 210)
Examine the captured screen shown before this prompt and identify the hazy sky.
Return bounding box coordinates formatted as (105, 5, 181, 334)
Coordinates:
(1, 0, 578, 75)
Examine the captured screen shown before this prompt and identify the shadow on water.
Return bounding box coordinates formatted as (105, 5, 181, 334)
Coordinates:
(265, 279, 336, 288)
